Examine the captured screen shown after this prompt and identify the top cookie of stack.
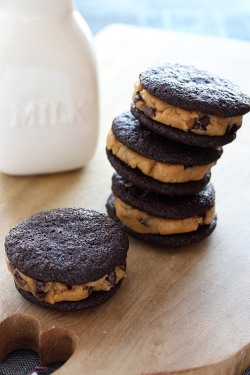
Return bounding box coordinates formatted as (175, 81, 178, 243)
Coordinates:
(131, 63, 250, 148)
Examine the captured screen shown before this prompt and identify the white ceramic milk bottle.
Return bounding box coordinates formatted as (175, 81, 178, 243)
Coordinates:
(0, 0, 99, 175)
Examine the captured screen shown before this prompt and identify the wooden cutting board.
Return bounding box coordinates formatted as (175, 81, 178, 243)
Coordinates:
(0, 25, 249, 375)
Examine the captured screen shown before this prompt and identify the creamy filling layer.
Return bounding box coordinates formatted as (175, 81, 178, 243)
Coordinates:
(107, 130, 214, 183)
(6, 258, 126, 304)
(114, 196, 215, 235)
(133, 81, 242, 136)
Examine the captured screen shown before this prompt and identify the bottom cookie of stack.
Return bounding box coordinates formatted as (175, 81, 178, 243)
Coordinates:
(106, 173, 217, 247)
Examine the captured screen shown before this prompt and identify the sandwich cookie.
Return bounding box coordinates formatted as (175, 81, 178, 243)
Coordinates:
(106, 148, 211, 196)
(5, 208, 129, 311)
(106, 173, 217, 247)
(131, 63, 250, 147)
(106, 112, 222, 195)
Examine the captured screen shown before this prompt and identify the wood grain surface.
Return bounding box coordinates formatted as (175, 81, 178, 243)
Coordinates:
(0, 25, 249, 375)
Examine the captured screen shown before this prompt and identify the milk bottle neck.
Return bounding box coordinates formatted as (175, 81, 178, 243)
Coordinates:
(0, 0, 74, 16)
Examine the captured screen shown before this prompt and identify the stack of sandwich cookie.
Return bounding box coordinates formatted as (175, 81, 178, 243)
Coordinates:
(105, 111, 220, 244)
(105, 63, 250, 246)
(5, 208, 129, 311)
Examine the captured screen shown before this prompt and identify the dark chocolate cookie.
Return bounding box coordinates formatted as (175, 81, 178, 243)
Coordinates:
(112, 112, 222, 166)
(106, 148, 211, 196)
(131, 103, 237, 148)
(5, 208, 129, 310)
(139, 63, 250, 117)
(111, 173, 215, 219)
(107, 194, 217, 248)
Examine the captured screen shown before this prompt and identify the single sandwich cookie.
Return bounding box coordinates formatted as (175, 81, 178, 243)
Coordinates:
(107, 112, 222, 187)
(106, 148, 212, 196)
(106, 173, 217, 247)
(5, 208, 129, 311)
(131, 63, 250, 147)
(131, 103, 237, 148)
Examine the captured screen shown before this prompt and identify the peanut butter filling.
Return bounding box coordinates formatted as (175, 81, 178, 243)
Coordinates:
(6, 257, 126, 304)
(107, 129, 214, 183)
(114, 196, 215, 235)
(133, 81, 242, 136)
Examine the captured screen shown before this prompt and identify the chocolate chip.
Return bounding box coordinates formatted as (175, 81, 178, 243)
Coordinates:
(66, 284, 72, 290)
(134, 91, 143, 104)
(35, 291, 47, 300)
(88, 286, 93, 296)
(139, 218, 150, 227)
(106, 272, 117, 288)
(13, 271, 26, 287)
(199, 115, 210, 129)
(34, 280, 47, 300)
(35, 280, 46, 291)
(192, 121, 200, 130)
(193, 116, 210, 130)
(226, 123, 239, 133)
(231, 123, 239, 132)
(144, 106, 155, 117)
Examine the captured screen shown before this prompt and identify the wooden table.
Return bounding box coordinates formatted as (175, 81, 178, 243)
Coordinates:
(0, 25, 249, 375)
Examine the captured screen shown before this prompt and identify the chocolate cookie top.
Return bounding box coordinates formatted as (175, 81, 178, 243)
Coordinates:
(112, 112, 222, 166)
(112, 173, 215, 219)
(5, 208, 129, 284)
(139, 63, 250, 117)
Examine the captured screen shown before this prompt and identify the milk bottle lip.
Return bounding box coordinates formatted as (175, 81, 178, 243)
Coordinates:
(0, 0, 74, 17)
